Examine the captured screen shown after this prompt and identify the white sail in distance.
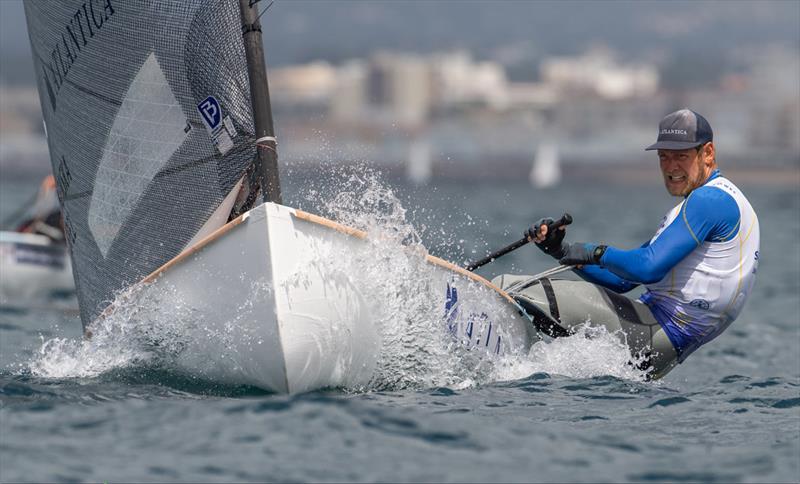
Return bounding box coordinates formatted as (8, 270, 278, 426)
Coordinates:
(530, 141, 561, 189)
(407, 138, 432, 184)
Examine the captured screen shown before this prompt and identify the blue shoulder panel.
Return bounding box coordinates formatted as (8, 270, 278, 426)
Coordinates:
(683, 185, 740, 243)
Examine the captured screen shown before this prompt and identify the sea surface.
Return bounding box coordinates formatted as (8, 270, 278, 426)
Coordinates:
(1, 169, 799, 483)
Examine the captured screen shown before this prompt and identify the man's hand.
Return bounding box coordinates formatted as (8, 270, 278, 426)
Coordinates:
(525, 217, 568, 259)
(559, 243, 607, 266)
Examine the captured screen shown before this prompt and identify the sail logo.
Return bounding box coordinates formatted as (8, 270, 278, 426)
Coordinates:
(198, 96, 222, 130)
(197, 96, 236, 155)
(38, 0, 116, 112)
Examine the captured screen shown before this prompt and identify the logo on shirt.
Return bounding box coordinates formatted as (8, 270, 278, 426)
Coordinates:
(689, 299, 710, 310)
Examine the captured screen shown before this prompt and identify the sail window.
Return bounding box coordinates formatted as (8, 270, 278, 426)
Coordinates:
(88, 52, 189, 257)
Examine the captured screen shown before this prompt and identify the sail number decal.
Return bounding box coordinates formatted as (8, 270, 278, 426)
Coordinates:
(445, 282, 502, 355)
(197, 95, 236, 155)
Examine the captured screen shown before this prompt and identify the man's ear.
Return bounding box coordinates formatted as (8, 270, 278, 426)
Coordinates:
(704, 142, 716, 166)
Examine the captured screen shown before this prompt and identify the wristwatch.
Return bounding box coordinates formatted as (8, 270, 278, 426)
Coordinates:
(592, 245, 607, 264)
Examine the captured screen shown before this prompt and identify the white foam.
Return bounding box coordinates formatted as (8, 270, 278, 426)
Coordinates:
(28, 283, 194, 379)
(492, 324, 649, 383)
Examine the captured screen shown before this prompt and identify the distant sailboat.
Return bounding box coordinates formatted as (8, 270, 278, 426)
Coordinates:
(407, 139, 432, 184)
(529, 141, 561, 189)
(0, 176, 74, 304)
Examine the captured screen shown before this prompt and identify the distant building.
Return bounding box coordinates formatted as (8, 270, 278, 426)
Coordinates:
(375, 53, 431, 127)
(431, 51, 508, 110)
(270, 61, 337, 117)
(227, 45, 797, 178)
(540, 47, 659, 99)
(328, 53, 432, 127)
(331, 51, 514, 127)
(270, 61, 337, 102)
(330, 60, 368, 124)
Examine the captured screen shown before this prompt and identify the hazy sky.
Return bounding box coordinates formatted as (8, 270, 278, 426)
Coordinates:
(0, 1, 26, 56)
(2, 0, 798, 85)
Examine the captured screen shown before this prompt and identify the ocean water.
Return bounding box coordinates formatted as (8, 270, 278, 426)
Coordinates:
(1, 169, 799, 483)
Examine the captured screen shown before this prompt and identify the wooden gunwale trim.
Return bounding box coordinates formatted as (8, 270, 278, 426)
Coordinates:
(293, 209, 515, 305)
(87, 205, 517, 337)
(293, 209, 367, 239)
(87, 212, 250, 334)
(141, 212, 249, 284)
(424, 254, 517, 305)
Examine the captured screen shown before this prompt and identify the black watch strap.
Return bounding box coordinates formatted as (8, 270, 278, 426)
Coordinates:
(592, 245, 607, 264)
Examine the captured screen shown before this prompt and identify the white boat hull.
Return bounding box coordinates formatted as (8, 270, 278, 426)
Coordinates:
(104, 203, 537, 393)
(0, 231, 74, 304)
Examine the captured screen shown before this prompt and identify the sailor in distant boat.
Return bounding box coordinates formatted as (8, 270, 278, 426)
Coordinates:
(498, 109, 760, 379)
(16, 175, 65, 243)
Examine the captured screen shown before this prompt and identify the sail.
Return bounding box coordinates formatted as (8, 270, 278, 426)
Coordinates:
(529, 141, 561, 189)
(24, 0, 257, 327)
(407, 138, 432, 184)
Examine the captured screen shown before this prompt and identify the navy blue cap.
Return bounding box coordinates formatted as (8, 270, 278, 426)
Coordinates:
(645, 109, 713, 151)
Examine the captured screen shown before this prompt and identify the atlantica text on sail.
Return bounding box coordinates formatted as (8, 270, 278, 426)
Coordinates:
(40, 0, 116, 110)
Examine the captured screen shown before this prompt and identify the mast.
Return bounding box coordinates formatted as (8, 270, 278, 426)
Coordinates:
(239, 0, 282, 204)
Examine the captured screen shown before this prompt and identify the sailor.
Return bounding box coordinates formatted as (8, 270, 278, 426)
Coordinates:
(16, 175, 65, 242)
(502, 109, 760, 379)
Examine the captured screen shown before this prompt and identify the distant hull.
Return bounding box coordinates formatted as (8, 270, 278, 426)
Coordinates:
(0, 231, 74, 304)
(109, 203, 537, 393)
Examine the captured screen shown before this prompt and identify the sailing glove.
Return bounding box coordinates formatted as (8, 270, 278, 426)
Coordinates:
(526, 217, 567, 259)
(558, 243, 607, 266)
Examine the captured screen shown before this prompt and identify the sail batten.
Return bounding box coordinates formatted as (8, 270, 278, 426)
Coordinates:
(25, 0, 257, 327)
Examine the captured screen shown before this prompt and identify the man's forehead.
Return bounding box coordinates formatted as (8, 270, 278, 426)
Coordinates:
(657, 148, 695, 155)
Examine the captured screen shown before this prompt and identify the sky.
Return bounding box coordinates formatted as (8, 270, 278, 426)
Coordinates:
(0, 0, 29, 83)
(2, 0, 798, 85)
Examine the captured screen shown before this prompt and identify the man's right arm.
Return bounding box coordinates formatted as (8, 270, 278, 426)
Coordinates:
(575, 266, 639, 293)
(573, 240, 650, 293)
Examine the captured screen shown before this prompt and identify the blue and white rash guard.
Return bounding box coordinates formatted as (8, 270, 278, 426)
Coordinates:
(576, 170, 760, 361)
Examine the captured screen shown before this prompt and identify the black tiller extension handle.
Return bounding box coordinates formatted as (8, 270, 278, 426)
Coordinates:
(465, 213, 572, 271)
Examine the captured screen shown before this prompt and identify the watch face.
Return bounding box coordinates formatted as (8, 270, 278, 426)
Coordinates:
(593, 245, 606, 262)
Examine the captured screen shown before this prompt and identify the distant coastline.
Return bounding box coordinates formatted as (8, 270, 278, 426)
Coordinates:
(2, 157, 798, 187)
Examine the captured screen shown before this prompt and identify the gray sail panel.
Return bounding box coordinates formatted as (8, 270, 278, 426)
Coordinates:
(24, 0, 256, 326)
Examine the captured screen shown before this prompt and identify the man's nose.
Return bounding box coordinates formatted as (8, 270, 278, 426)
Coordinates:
(662, 157, 679, 170)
